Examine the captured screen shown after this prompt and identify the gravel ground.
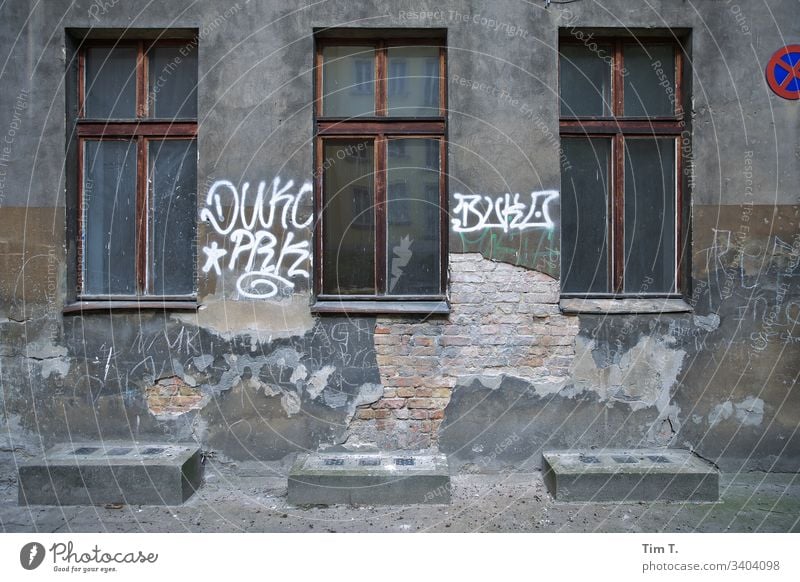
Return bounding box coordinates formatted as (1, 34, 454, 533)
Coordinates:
(1, 455, 798, 533)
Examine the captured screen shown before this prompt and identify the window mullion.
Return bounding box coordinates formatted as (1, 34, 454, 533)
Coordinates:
(613, 40, 624, 117)
(612, 133, 625, 293)
(136, 41, 146, 118)
(375, 135, 387, 294)
(136, 135, 148, 294)
(376, 41, 386, 116)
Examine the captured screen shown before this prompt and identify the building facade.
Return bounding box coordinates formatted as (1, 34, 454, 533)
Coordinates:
(1, 0, 798, 472)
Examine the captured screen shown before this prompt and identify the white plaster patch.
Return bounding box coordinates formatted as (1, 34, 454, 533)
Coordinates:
(709, 401, 734, 427)
(40, 358, 69, 379)
(307, 365, 335, 400)
(735, 396, 765, 426)
(693, 313, 721, 331)
(281, 391, 302, 417)
(290, 363, 308, 385)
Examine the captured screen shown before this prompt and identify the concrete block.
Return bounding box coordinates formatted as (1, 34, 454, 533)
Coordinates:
(288, 453, 450, 505)
(543, 449, 719, 502)
(18, 442, 203, 506)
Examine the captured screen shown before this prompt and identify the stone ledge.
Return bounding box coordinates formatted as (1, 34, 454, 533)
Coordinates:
(543, 449, 719, 502)
(559, 298, 693, 315)
(18, 442, 203, 506)
(288, 452, 450, 505)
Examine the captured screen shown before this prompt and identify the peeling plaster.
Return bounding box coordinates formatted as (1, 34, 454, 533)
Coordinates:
(172, 294, 315, 340)
(307, 365, 335, 400)
(709, 397, 765, 427)
(572, 334, 686, 412)
(39, 357, 69, 379)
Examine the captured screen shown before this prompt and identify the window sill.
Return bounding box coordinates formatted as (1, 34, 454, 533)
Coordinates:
(559, 297, 693, 315)
(63, 300, 199, 314)
(311, 300, 450, 315)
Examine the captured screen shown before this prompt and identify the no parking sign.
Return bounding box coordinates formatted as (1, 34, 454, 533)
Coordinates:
(766, 44, 800, 100)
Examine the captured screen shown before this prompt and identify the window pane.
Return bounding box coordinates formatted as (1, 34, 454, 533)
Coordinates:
(386, 139, 440, 295)
(624, 137, 676, 293)
(322, 46, 375, 117)
(559, 43, 612, 116)
(387, 47, 440, 117)
(83, 140, 137, 294)
(150, 140, 197, 295)
(84, 46, 137, 118)
(322, 140, 375, 294)
(560, 138, 610, 293)
(149, 44, 198, 119)
(624, 44, 675, 116)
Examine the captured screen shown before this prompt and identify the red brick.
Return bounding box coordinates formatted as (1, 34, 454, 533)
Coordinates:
(410, 410, 428, 420)
(415, 387, 433, 397)
(376, 398, 406, 409)
(356, 409, 376, 420)
(408, 398, 434, 409)
(428, 410, 445, 420)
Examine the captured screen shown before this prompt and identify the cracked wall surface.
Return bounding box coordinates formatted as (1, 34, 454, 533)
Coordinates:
(0, 0, 798, 473)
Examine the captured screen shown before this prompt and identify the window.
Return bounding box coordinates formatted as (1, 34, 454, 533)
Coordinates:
(75, 39, 197, 300)
(559, 38, 685, 297)
(314, 36, 447, 307)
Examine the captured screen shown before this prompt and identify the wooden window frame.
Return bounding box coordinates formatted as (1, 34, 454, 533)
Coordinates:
(76, 39, 198, 301)
(559, 37, 686, 299)
(312, 37, 448, 306)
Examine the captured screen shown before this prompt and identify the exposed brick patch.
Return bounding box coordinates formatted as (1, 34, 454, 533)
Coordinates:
(347, 253, 579, 450)
(146, 375, 205, 416)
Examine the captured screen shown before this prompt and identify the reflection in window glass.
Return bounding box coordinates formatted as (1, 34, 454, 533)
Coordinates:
(149, 45, 198, 119)
(560, 138, 611, 294)
(386, 138, 440, 294)
(624, 44, 675, 117)
(149, 140, 197, 295)
(387, 47, 440, 117)
(84, 46, 137, 118)
(322, 46, 375, 117)
(624, 137, 676, 293)
(322, 140, 375, 294)
(83, 140, 137, 294)
(559, 43, 612, 117)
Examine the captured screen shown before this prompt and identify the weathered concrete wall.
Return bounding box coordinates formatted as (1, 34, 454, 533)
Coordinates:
(0, 0, 798, 473)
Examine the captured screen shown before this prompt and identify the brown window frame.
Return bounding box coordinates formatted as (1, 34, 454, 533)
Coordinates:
(75, 39, 198, 302)
(312, 37, 449, 309)
(559, 37, 686, 298)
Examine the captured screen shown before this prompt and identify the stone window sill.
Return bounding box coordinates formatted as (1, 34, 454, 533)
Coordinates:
(63, 300, 199, 314)
(311, 300, 450, 315)
(558, 297, 693, 315)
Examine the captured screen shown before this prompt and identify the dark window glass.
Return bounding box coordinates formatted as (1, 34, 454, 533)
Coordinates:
(84, 46, 137, 118)
(322, 140, 375, 294)
(387, 47, 440, 117)
(322, 46, 375, 117)
(624, 137, 676, 292)
(386, 138, 440, 294)
(561, 138, 611, 294)
(83, 140, 137, 294)
(559, 43, 612, 117)
(149, 45, 198, 119)
(149, 140, 197, 295)
(624, 44, 675, 116)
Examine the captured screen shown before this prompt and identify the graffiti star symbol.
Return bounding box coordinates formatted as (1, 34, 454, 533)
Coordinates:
(202, 241, 228, 275)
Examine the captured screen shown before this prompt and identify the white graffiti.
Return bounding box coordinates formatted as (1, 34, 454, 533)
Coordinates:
(200, 177, 313, 299)
(451, 190, 558, 233)
(389, 235, 413, 292)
